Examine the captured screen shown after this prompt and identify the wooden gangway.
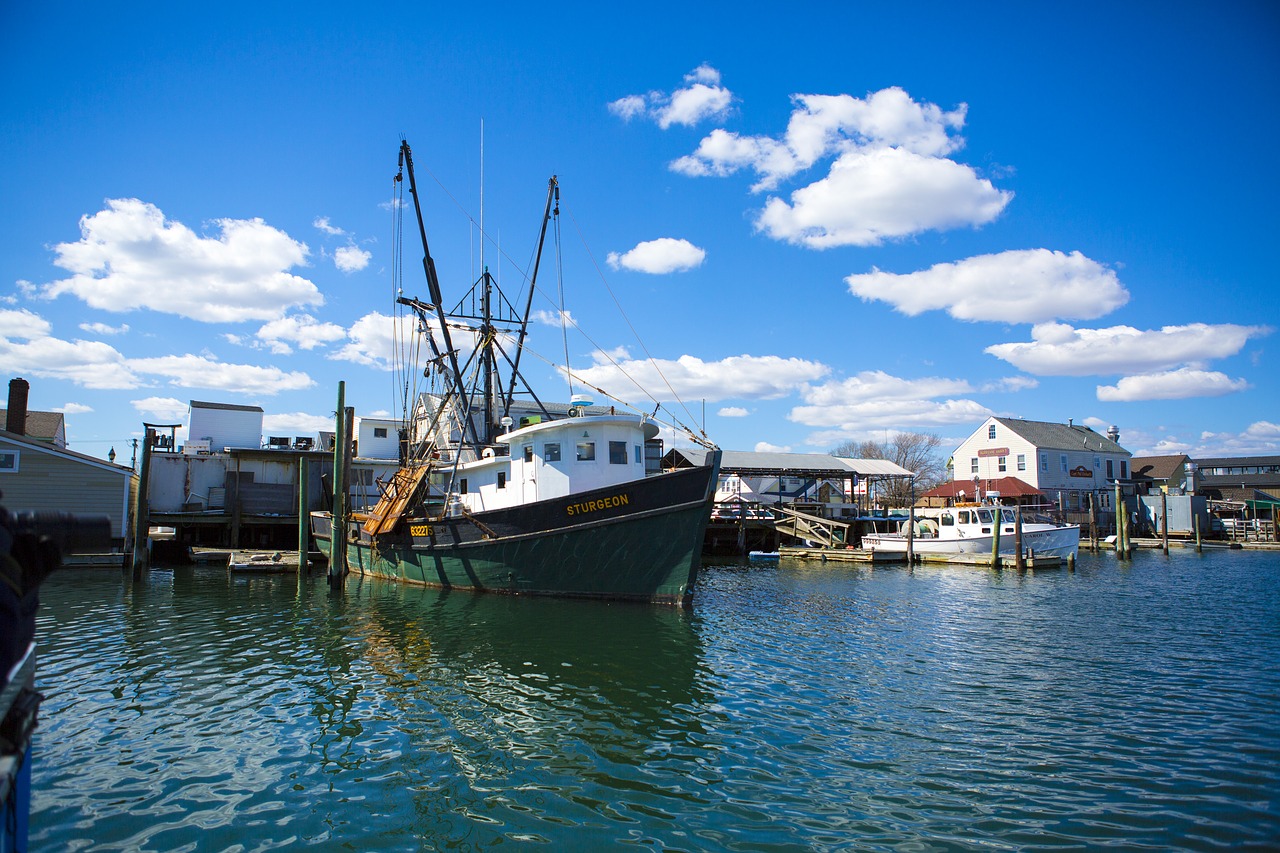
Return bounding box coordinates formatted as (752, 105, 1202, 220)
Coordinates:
(769, 504, 851, 549)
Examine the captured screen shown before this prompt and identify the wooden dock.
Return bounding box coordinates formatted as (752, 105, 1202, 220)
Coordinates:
(777, 546, 1063, 569)
(779, 546, 904, 563)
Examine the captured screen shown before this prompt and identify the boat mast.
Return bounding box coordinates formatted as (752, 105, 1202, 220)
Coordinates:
(501, 176, 558, 425)
(397, 140, 480, 449)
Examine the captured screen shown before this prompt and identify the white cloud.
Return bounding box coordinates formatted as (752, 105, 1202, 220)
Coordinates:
(256, 314, 347, 355)
(264, 412, 335, 435)
(313, 216, 347, 236)
(846, 249, 1128, 323)
(756, 147, 1011, 248)
(787, 370, 994, 441)
(54, 402, 93, 414)
(329, 312, 423, 370)
(608, 64, 733, 129)
(718, 406, 750, 417)
(985, 322, 1272, 376)
(664, 86, 1011, 249)
(40, 198, 321, 322)
(79, 321, 130, 336)
(571, 353, 830, 403)
(334, 245, 372, 273)
(1135, 420, 1280, 457)
(531, 309, 576, 327)
(0, 328, 140, 388)
(0, 309, 52, 339)
(606, 238, 706, 274)
(127, 354, 314, 395)
(755, 441, 792, 453)
(673, 88, 968, 191)
(1096, 368, 1250, 402)
(131, 396, 190, 421)
(981, 376, 1040, 393)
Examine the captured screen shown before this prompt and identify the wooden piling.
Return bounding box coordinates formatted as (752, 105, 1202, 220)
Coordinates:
(1089, 496, 1098, 550)
(1114, 483, 1123, 557)
(906, 504, 915, 565)
(297, 456, 309, 574)
(1161, 491, 1169, 555)
(1014, 505, 1025, 571)
(989, 505, 1002, 570)
(129, 427, 155, 579)
(329, 382, 349, 587)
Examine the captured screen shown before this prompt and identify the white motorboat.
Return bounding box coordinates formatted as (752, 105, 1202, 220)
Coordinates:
(859, 505, 1079, 558)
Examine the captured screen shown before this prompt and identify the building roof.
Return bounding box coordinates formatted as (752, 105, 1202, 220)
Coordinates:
(1192, 455, 1280, 467)
(666, 449, 912, 478)
(190, 400, 264, 413)
(992, 416, 1128, 454)
(0, 428, 134, 474)
(0, 408, 65, 442)
(922, 476, 1045, 499)
(1131, 454, 1188, 483)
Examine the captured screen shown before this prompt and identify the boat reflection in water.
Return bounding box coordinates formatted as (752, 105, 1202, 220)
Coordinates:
(324, 575, 718, 831)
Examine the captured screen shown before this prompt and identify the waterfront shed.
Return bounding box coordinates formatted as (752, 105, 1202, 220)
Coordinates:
(188, 400, 265, 450)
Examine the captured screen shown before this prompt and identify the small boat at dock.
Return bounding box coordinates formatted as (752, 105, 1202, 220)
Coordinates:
(860, 505, 1080, 558)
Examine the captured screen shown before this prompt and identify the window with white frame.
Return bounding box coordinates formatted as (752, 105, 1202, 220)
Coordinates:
(0, 450, 17, 472)
(1017, 454, 1026, 471)
(988, 424, 997, 439)
(998, 456, 1007, 472)
(970, 457, 979, 474)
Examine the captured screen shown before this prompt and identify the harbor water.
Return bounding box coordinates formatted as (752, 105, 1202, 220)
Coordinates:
(30, 547, 1280, 851)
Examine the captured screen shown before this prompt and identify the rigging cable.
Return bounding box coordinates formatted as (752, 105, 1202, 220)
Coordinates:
(555, 197, 572, 400)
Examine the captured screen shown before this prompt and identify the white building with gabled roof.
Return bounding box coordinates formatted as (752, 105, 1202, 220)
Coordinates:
(952, 416, 1132, 513)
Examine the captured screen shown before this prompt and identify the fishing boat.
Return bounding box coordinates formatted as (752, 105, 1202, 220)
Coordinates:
(859, 505, 1080, 558)
(311, 141, 720, 604)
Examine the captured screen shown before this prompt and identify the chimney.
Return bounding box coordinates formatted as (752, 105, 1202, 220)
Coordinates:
(6, 377, 29, 436)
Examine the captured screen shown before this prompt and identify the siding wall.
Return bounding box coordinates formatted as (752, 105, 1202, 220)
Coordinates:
(188, 407, 264, 449)
(0, 438, 134, 537)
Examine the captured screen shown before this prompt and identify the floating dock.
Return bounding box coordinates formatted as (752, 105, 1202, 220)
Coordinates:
(228, 550, 302, 573)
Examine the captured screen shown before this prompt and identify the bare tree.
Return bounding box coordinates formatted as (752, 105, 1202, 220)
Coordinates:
(832, 432, 947, 507)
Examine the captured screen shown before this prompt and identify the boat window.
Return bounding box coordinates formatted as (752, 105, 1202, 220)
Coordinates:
(634, 444, 642, 464)
(576, 441, 595, 462)
(940, 513, 954, 526)
(977, 509, 993, 523)
(523, 444, 533, 462)
(544, 443, 561, 462)
(1001, 508, 1016, 523)
(497, 472, 506, 489)
(958, 511, 971, 524)
(609, 440, 627, 465)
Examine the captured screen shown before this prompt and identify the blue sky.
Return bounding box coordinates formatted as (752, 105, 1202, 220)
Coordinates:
(3, 2, 1277, 465)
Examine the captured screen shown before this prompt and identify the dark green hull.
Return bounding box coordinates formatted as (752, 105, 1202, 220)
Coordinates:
(318, 458, 719, 604)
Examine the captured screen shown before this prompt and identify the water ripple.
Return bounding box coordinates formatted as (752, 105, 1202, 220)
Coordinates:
(28, 551, 1280, 850)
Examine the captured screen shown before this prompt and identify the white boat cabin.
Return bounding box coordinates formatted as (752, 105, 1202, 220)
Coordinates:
(453, 413, 659, 512)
